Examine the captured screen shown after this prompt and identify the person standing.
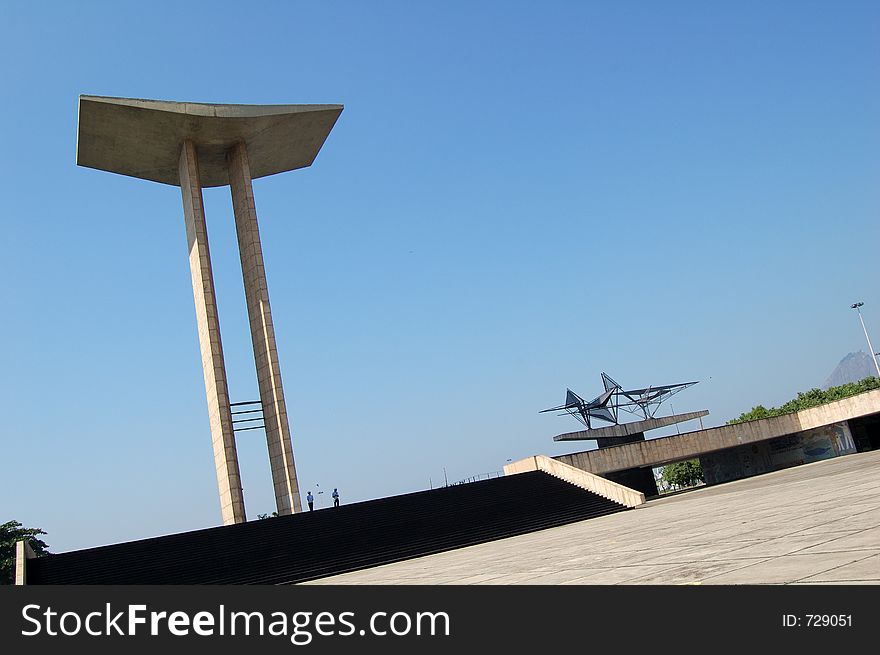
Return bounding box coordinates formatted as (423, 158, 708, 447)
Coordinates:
(306, 491, 314, 511)
(332, 488, 340, 508)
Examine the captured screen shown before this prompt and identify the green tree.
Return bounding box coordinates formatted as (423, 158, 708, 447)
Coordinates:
(728, 377, 880, 425)
(730, 405, 772, 423)
(1, 520, 50, 584)
(661, 459, 704, 489)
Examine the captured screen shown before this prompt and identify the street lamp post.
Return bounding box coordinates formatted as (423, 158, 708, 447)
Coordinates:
(851, 302, 880, 378)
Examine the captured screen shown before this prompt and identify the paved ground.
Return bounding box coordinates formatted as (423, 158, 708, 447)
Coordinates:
(307, 450, 880, 585)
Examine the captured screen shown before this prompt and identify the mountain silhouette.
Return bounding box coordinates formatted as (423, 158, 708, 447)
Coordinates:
(823, 351, 879, 389)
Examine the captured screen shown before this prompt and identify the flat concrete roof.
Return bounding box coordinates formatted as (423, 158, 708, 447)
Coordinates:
(307, 450, 880, 584)
(76, 95, 343, 187)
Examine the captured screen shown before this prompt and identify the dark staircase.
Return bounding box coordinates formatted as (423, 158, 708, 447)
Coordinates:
(27, 471, 628, 584)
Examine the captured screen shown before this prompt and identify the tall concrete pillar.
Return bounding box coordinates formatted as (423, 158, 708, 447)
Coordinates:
(179, 139, 247, 525)
(78, 96, 342, 524)
(227, 141, 302, 515)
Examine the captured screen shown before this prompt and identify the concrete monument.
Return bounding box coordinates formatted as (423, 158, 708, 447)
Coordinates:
(76, 96, 343, 524)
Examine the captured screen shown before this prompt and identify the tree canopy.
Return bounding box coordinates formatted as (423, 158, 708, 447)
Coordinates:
(1, 520, 50, 585)
(728, 377, 880, 425)
(661, 459, 704, 489)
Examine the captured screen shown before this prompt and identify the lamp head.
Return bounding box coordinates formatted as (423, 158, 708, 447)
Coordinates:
(852, 302, 864, 309)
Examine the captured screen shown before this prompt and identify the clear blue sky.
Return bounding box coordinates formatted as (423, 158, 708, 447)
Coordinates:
(2, 1, 878, 551)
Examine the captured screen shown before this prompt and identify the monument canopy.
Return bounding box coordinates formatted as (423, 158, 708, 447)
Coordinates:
(76, 95, 343, 187)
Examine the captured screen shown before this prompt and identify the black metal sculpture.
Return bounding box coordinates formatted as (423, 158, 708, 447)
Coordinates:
(540, 373, 698, 429)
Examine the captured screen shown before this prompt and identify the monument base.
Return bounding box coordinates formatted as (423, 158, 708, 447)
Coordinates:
(553, 410, 709, 442)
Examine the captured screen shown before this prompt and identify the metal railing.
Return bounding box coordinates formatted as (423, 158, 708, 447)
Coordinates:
(448, 471, 504, 486)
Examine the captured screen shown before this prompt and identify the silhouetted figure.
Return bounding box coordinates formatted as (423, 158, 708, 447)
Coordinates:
(332, 488, 340, 508)
(306, 491, 314, 511)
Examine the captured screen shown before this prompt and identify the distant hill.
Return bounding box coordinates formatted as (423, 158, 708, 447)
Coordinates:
(823, 351, 879, 389)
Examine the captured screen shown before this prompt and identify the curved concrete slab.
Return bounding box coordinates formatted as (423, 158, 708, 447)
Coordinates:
(76, 95, 343, 187)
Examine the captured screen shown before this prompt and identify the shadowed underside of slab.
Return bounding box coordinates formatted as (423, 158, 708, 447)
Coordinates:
(76, 95, 343, 187)
(553, 410, 710, 441)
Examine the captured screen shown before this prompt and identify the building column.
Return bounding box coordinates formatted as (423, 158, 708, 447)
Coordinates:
(179, 140, 247, 525)
(227, 141, 302, 515)
(14, 540, 35, 585)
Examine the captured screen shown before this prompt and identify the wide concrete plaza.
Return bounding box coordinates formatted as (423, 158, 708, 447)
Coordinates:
(308, 450, 880, 585)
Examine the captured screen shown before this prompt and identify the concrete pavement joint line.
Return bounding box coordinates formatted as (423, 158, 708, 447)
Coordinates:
(799, 554, 880, 584)
(794, 526, 880, 550)
(790, 551, 880, 584)
(618, 557, 775, 585)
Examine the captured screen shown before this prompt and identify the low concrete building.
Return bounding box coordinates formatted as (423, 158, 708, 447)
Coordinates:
(551, 389, 880, 495)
